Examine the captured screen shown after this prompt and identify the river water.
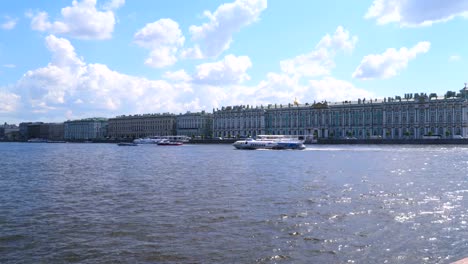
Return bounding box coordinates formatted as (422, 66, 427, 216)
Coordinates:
(0, 143, 467, 263)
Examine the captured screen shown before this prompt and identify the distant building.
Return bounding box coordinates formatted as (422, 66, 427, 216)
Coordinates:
(213, 105, 266, 138)
(19, 122, 32, 140)
(213, 87, 468, 140)
(0, 123, 20, 140)
(48, 123, 64, 141)
(24, 122, 44, 139)
(107, 113, 176, 139)
(176, 111, 213, 138)
(64, 118, 108, 140)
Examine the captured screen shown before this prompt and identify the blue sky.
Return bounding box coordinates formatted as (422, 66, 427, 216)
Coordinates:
(1, 0, 468, 124)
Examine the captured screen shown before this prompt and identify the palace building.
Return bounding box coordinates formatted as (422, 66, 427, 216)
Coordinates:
(213, 87, 468, 140)
(107, 113, 176, 139)
(176, 111, 213, 138)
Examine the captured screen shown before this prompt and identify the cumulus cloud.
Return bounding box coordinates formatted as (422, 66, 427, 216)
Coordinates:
(1, 16, 18, 30)
(280, 48, 334, 78)
(103, 0, 125, 10)
(193, 54, 252, 85)
(365, 0, 468, 26)
(163, 70, 192, 82)
(316, 26, 358, 52)
(352, 41, 430, 80)
(253, 73, 303, 104)
(2, 25, 372, 122)
(29, 0, 122, 40)
(280, 26, 357, 78)
(251, 27, 373, 105)
(308, 77, 374, 102)
(186, 0, 267, 58)
(9, 34, 195, 120)
(134, 18, 185, 68)
(2, 34, 255, 121)
(252, 74, 373, 106)
(0, 91, 20, 112)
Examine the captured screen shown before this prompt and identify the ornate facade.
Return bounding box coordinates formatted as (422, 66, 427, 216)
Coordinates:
(213, 105, 266, 138)
(107, 113, 176, 139)
(213, 88, 468, 139)
(176, 111, 213, 138)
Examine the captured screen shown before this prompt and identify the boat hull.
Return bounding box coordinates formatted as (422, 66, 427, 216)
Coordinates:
(157, 142, 183, 146)
(233, 139, 305, 150)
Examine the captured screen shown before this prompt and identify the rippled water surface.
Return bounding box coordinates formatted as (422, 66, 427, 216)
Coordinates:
(0, 143, 467, 263)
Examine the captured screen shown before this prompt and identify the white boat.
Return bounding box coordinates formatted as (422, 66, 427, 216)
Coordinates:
(160, 135, 190, 143)
(133, 135, 190, 144)
(232, 138, 278, 150)
(157, 139, 183, 146)
(133, 137, 162, 144)
(233, 135, 306, 150)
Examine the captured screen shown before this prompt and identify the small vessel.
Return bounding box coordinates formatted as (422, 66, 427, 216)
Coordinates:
(232, 138, 277, 150)
(117, 142, 138, 146)
(27, 138, 48, 143)
(233, 135, 306, 150)
(157, 139, 183, 146)
(133, 135, 190, 144)
(133, 136, 163, 144)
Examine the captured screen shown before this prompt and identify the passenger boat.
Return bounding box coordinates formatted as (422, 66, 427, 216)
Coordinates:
(233, 135, 306, 150)
(133, 136, 162, 144)
(232, 138, 277, 150)
(157, 139, 183, 146)
(133, 135, 190, 144)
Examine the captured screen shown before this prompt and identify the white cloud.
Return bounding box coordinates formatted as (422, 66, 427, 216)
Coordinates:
(180, 45, 204, 59)
(254, 73, 303, 104)
(0, 91, 20, 112)
(3, 64, 16, 68)
(228, 26, 368, 107)
(103, 0, 125, 11)
(280, 48, 334, 78)
(193, 54, 252, 85)
(7, 35, 202, 120)
(29, 0, 122, 40)
(1, 25, 373, 122)
(45, 35, 85, 69)
(1, 16, 18, 30)
(134, 18, 185, 68)
(187, 0, 267, 58)
(308, 77, 374, 102)
(316, 26, 358, 52)
(352, 41, 430, 80)
(163, 70, 192, 82)
(280, 26, 357, 78)
(365, 0, 468, 26)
